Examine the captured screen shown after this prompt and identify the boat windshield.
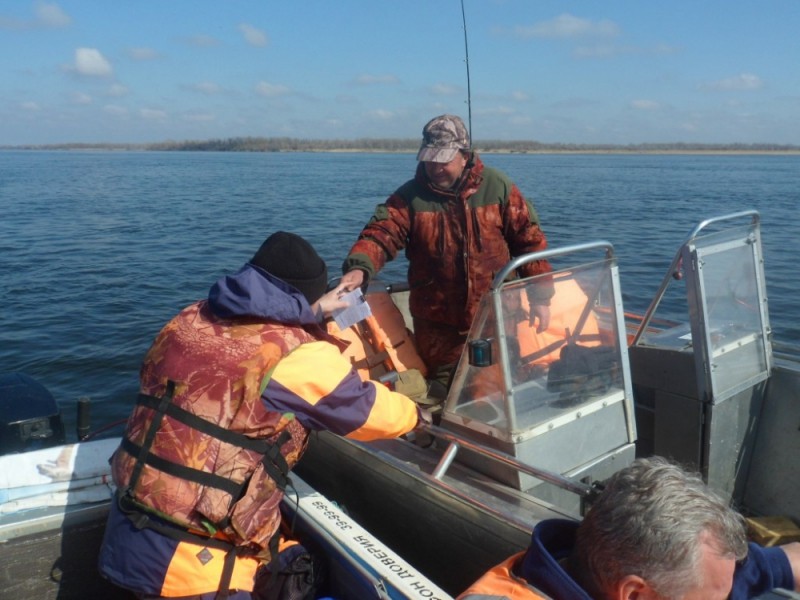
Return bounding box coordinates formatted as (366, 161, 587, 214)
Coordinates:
(443, 256, 631, 442)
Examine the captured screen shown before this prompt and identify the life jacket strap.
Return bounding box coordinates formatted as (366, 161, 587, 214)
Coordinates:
(127, 380, 175, 491)
(135, 391, 272, 454)
(120, 436, 243, 497)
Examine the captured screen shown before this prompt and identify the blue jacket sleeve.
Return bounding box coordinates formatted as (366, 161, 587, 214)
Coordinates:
(260, 340, 420, 441)
(731, 542, 795, 600)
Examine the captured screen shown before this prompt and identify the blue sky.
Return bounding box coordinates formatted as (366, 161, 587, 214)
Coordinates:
(2, 1, 798, 146)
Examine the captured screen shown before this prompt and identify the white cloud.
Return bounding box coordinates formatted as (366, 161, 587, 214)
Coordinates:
(511, 91, 531, 102)
(107, 83, 129, 97)
(73, 48, 113, 77)
(239, 23, 268, 47)
(140, 108, 167, 121)
(701, 73, 764, 92)
(352, 74, 399, 85)
(367, 109, 395, 120)
(183, 113, 216, 122)
(515, 14, 620, 39)
(630, 99, 661, 111)
(103, 104, 128, 117)
(0, 1, 70, 30)
(255, 81, 290, 97)
(128, 47, 160, 61)
(187, 34, 220, 48)
(21, 101, 41, 111)
(429, 83, 461, 96)
(71, 92, 92, 105)
(573, 44, 625, 59)
(188, 81, 222, 95)
(35, 2, 71, 28)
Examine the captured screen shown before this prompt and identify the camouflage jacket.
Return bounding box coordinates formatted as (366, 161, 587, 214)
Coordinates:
(112, 267, 323, 552)
(343, 154, 553, 330)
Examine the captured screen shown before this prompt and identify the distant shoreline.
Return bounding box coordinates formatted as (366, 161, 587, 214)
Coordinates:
(3, 138, 800, 156)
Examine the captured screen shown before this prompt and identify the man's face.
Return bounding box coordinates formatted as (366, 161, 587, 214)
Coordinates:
(677, 535, 735, 600)
(617, 534, 736, 600)
(423, 151, 468, 190)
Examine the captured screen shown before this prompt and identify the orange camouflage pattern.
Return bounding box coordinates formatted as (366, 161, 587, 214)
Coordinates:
(112, 300, 315, 554)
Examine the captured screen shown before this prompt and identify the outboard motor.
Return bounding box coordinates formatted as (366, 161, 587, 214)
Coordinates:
(0, 372, 65, 454)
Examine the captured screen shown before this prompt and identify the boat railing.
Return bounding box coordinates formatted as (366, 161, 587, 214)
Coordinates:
(419, 423, 599, 505)
(632, 209, 761, 346)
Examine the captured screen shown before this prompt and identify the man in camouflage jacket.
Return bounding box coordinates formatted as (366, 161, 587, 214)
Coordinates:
(341, 115, 553, 387)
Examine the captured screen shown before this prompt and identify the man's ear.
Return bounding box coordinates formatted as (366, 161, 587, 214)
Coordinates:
(614, 575, 657, 600)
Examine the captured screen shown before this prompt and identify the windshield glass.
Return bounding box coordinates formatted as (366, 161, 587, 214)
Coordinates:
(444, 258, 627, 439)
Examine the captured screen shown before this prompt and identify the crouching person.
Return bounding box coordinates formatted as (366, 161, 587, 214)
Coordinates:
(98, 232, 427, 599)
(459, 456, 800, 600)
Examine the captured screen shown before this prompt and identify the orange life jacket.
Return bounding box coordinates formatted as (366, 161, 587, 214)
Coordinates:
(328, 288, 427, 381)
(112, 300, 314, 552)
(457, 552, 548, 600)
(512, 278, 602, 367)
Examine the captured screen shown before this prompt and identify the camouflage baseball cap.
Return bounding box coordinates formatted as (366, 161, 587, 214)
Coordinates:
(416, 114, 470, 163)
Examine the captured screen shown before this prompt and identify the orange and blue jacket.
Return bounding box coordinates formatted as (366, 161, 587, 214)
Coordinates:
(457, 552, 548, 600)
(99, 264, 421, 597)
(458, 519, 796, 600)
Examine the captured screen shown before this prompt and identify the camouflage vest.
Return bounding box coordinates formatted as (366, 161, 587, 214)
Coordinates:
(112, 300, 315, 552)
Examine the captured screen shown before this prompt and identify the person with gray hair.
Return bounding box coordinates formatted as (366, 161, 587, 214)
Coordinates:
(458, 456, 800, 600)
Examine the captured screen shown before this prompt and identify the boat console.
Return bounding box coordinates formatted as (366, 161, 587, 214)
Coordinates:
(629, 210, 774, 503)
(440, 242, 637, 513)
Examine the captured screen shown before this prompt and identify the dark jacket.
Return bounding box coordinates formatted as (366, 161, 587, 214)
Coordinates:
(459, 519, 795, 600)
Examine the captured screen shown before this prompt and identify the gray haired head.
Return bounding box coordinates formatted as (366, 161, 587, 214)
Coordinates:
(416, 114, 470, 163)
(571, 457, 748, 599)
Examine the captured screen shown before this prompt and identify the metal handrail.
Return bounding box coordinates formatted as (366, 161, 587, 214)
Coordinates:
(491, 241, 615, 289)
(631, 210, 760, 346)
(422, 424, 595, 498)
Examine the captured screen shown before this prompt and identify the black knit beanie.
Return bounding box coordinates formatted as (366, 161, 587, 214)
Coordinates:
(250, 231, 328, 304)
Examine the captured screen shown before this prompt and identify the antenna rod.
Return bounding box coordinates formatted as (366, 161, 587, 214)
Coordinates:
(460, 0, 472, 146)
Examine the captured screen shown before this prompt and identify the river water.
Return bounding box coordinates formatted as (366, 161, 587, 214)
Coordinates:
(2, 150, 798, 435)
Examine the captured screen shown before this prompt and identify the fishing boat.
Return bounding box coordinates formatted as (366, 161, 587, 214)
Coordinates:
(295, 209, 800, 594)
(0, 433, 451, 599)
(1, 209, 798, 598)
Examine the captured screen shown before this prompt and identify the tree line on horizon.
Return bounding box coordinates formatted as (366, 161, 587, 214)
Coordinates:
(6, 136, 800, 153)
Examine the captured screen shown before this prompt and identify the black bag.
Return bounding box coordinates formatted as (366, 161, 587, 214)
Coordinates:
(252, 541, 328, 600)
(547, 343, 617, 404)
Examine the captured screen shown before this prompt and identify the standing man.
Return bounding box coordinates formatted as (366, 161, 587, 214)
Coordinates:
(99, 231, 426, 600)
(458, 457, 800, 600)
(341, 114, 553, 390)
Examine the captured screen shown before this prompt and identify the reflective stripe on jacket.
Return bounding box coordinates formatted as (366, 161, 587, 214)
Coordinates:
(457, 552, 549, 600)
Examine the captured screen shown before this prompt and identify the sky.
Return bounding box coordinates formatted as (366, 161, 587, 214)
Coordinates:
(2, 1, 799, 146)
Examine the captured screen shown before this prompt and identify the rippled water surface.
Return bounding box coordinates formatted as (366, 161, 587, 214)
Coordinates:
(2, 151, 798, 434)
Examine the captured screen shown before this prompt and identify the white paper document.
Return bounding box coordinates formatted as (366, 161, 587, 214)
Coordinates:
(332, 289, 372, 330)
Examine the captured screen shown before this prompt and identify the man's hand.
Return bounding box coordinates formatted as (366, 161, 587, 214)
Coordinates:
(311, 281, 350, 320)
(531, 305, 551, 334)
(340, 269, 365, 292)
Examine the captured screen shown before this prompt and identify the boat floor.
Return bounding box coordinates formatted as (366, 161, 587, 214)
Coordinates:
(0, 505, 134, 599)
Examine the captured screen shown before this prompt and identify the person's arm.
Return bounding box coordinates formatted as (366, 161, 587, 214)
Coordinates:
(731, 542, 799, 599)
(502, 182, 554, 332)
(262, 340, 421, 441)
(782, 542, 800, 590)
(342, 192, 412, 283)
